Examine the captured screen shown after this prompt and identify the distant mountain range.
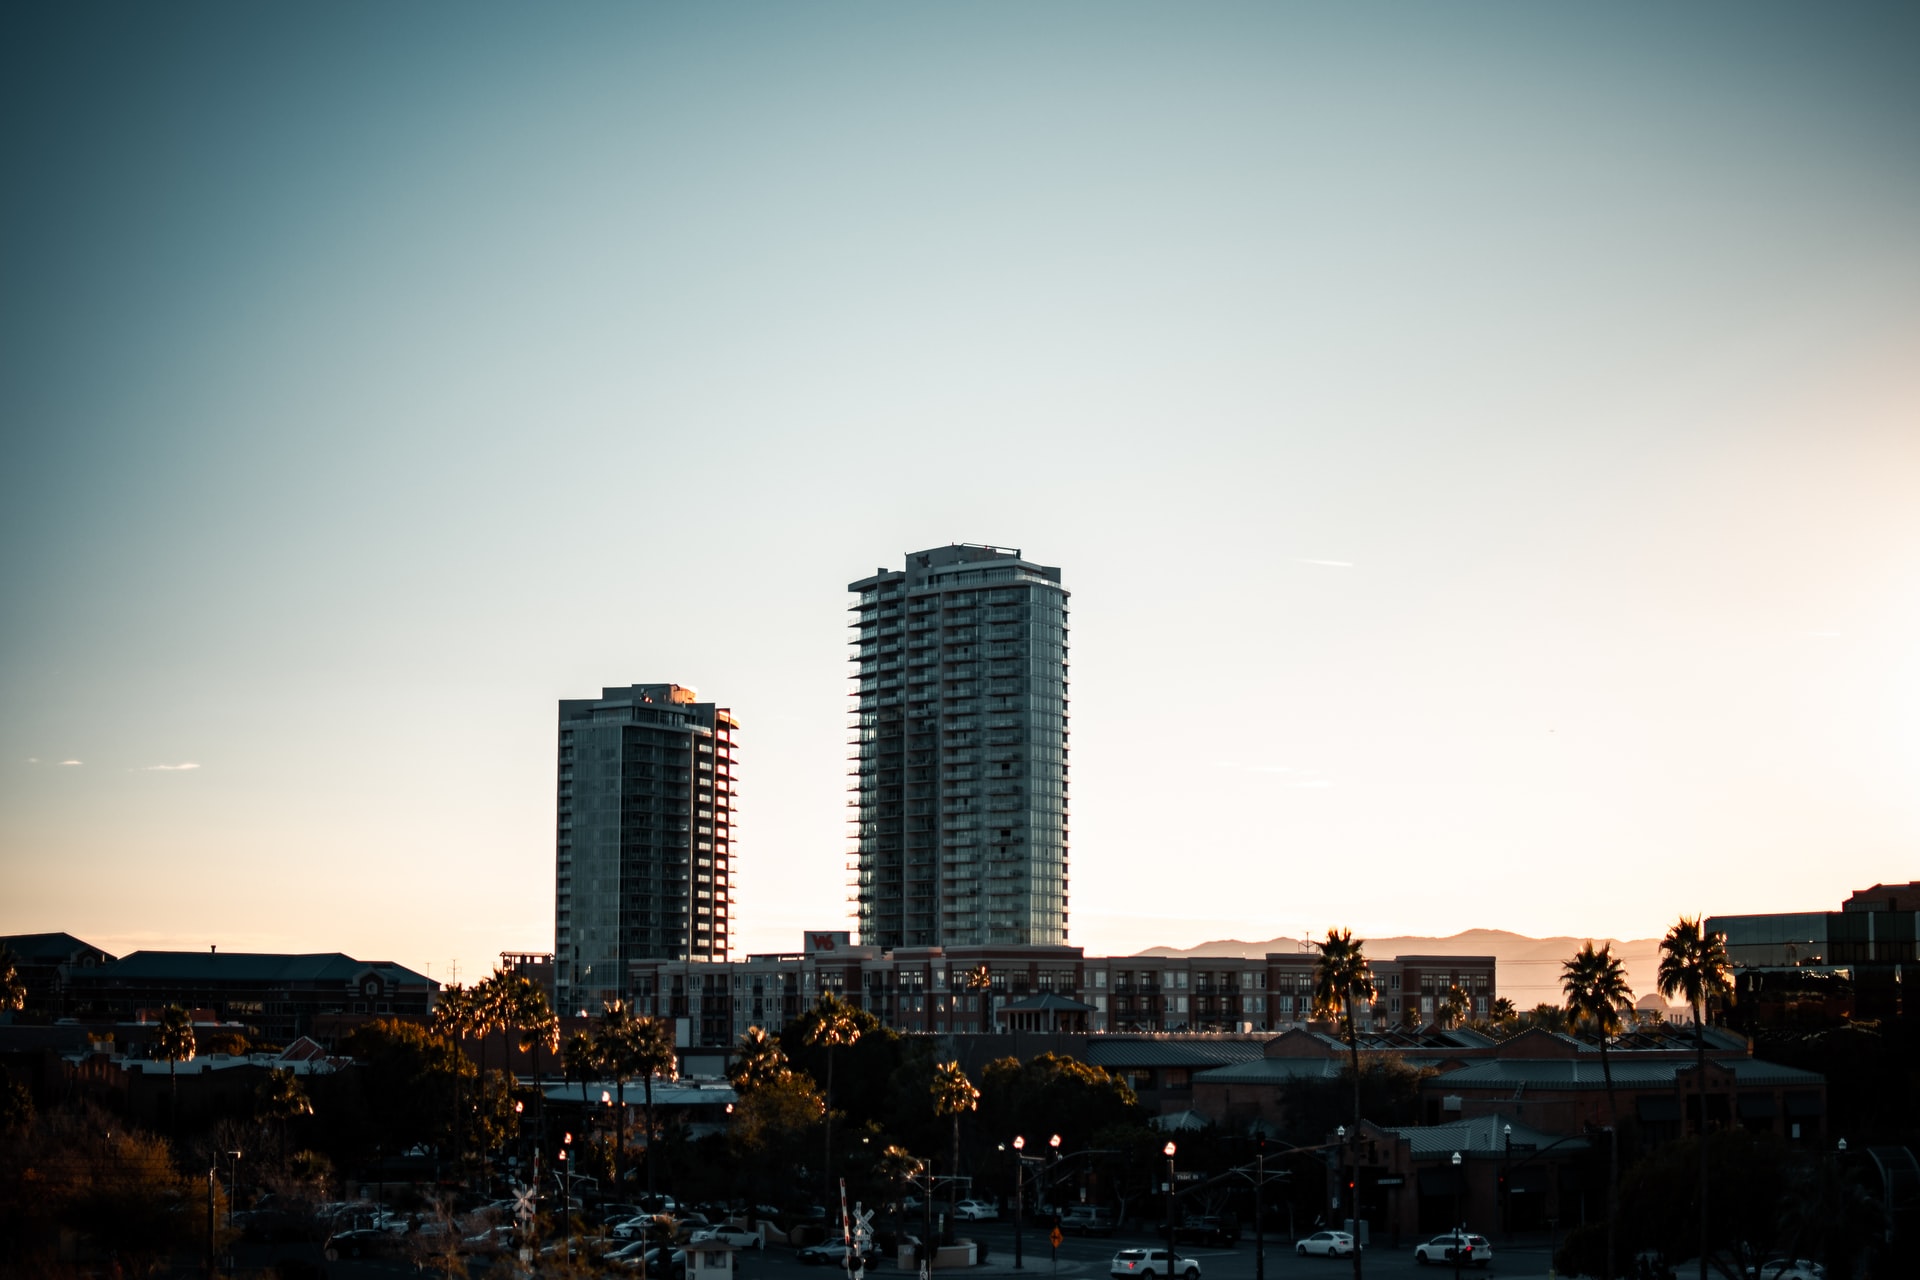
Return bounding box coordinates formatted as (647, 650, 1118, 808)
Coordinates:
(1132, 928, 1666, 1010)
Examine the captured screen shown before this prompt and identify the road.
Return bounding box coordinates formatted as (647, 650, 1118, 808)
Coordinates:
(229, 1221, 1561, 1279)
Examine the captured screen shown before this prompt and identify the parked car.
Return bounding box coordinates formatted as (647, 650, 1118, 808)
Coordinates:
(1060, 1206, 1117, 1236)
(690, 1225, 764, 1250)
(324, 1228, 407, 1259)
(1176, 1215, 1240, 1247)
(1296, 1231, 1357, 1258)
(953, 1199, 999, 1221)
(1751, 1262, 1825, 1280)
(799, 1239, 884, 1267)
(1414, 1234, 1493, 1266)
(608, 1241, 687, 1277)
(599, 1203, 648, 1225)
(1112, 1247, 1201, 1280)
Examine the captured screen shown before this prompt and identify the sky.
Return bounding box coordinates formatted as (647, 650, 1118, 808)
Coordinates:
(3, 2, 1917, 985)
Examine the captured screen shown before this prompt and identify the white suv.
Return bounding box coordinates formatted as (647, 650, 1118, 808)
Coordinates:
(1414, 1234, 1492, 1267)
(1111, 1248, 1200, 1280)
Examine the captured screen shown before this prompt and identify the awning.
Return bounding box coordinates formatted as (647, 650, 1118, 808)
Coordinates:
(1636, 1096, 1681, 1122)
(1785, 1092, 1824, 1117)
(1737, 1094, 1777, 1119)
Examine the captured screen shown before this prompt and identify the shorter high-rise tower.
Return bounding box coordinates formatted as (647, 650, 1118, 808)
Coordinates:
(554, 684, 736, 1015)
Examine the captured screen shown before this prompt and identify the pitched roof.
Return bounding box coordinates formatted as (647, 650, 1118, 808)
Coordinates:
(1194, 1057, 1346, 1083)
(1085, 1038, 1270, 1069)
(0, 932, 114, 963)
(87, 951, 430, 986)
(1384, 1113, 1588, 1159)
(1431, 1057, 1823, 1090)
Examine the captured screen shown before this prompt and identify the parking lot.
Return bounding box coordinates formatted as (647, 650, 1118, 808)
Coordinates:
(231, 1217, 1562, 1279)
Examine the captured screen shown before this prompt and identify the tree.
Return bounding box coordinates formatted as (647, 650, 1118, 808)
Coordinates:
(0, 945, 25, 1013)
(964, 964, 995, 1033)
(565, 1028, 600, 1105)
(256, 1066, 314, 1161)
(978, 1053, 1142, 1156)
(595, 1000, 644, 1191)
(728, 1025, 789, 1094)
(931, 1061, 978, 1242)
(631, 1015, 677, 1196)
(1436, 985, 1469, 1031)
(430, 984, 480, 1178)
(1563, 940, 1633, 1280)
(1658, 916, 1734, 1280)
(1487, 997, 1518, 1030)
(803, 992, 862, 1202)
(341, 1018, 472, 1159)
(1312, 929, 1373, 1280)
(154, 1004, 196, 1130)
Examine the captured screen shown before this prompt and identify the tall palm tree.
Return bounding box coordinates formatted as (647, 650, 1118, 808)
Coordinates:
(630, 1014, 678, 1197)
(931, 1061, 979, 1242)
(256, 1066, 314, 1158)
(1312, 929, 1374, 1280)
(964, 965, 994, 1033)
(564, 1028, 599, 1106)
(431, 984, 479, 1177)
(1563, 941, 1633, 1280)
(1436, 984, 1469, 1031)
(805, 992, 862, 1204)
(1658, 916, 1734, 1280)
(729, 1025, 787, 1094)
(596, 999, 644, 1191)
(512, 979, 559, 1153)
(154, 1004, 196, 1131)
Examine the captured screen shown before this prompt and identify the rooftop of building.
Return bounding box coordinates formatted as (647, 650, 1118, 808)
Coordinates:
(0, 931, 115, 963)
(79, 949, 432, 987)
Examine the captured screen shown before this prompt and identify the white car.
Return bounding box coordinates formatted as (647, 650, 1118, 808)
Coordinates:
(1296, 1231, 1357, 1258)
(1111, 1248, 1200, 1280)
(689, 1226, 764, 1250)
(1414, 1234, 1492, 1267)
(953, 1200, 1000, 1221)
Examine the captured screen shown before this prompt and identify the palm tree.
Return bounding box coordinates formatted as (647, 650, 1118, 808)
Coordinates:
(0, 946, 25, 1014)
(564, 1028, 599, 1105)
(1563, 941, 1633, 1280)
(430, 984, 479, 1177)
(1312, 929, 1374, 1280)
(805, 992, 862, 1204)
(1658, 916, 1734, 1280)
(630, 1015, 677, 1197)
(931, 1061, 979, 1242)
(155, 1004, 196, 1131)
(729, 1025, 788, 1094)
(1436, 985, 1469, 1031)
(596, 1000, 643, 1191)
(256, 1066, 314, 1158)
(1487, 997, 1518, 1032)
(964, 964, 994, 1033)
(512, 980, 559, 1153)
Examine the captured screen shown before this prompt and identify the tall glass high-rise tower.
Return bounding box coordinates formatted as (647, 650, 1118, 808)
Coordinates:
(848, 545, 1069, 948)
(554, 684, 736, 1015)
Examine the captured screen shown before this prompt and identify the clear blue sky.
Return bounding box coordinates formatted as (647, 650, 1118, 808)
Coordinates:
(4, 2, 1916, 981)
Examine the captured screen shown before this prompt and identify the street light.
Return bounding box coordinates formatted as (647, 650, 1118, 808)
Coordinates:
(1164, 1142, 1179, 1279)
(1450, 1153, 1464, 1280)
(560, 1131, 573, 1263)
(1501, 1125, 1512, 1240)
(1013, 1136, 1027, 1270)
